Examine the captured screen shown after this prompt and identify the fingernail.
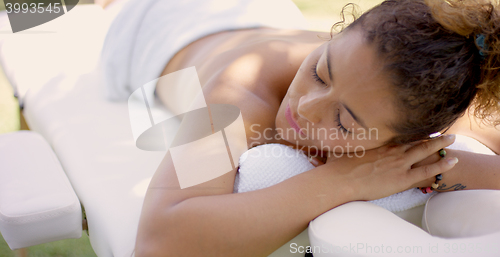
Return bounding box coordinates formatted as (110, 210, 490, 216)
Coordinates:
(309, 157, 319, 166)
(445, 134, 456, 140)
(447, 157, 458, 165)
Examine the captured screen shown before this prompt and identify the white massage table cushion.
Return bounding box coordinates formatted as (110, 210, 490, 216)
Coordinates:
(308, 135, 500, 256)
(0, 5, 165, 256)
(422, 135, 499, 238)
(308, 201, 500, 257)
(423, 190, 500, 238)
(0, 131, 82, 250)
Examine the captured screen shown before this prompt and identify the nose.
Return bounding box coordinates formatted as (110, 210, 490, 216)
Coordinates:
(297, 92, 330, 124)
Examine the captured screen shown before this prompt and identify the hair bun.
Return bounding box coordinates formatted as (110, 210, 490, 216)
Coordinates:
(427, 0, 500, 126)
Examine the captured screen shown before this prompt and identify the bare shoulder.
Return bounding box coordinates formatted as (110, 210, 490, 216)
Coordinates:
(200, 52, 286, 147)
(158, 28, 326, 146)
(448, 109, 500, 153)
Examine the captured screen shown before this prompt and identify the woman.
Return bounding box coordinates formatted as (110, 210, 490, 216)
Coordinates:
(101, 0, 500, 255)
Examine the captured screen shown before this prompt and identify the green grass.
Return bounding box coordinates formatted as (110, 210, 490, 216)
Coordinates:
(0, 232, 15, 257)
(0, 0, 383, 256)
(0, 232, 97, 257)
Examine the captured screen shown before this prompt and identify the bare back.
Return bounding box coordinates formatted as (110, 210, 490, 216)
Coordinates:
(157, 28, 329, 147)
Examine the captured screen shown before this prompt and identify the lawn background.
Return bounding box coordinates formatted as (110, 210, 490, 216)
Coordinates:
(0, 0, 383, 256)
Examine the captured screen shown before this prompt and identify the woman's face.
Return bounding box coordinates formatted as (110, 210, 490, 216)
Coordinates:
(275, 28, 399, 154)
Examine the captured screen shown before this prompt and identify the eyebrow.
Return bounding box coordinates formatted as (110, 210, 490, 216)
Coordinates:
(342, 103, 368, 129)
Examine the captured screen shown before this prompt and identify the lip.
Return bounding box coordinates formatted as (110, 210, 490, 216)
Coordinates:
(285, 103, 306, 136)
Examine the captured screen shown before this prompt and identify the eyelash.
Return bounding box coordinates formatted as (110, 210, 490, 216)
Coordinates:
(311, 60, 326, 85)
(335, 109, 350, 134)
(310, 60, 347, 133)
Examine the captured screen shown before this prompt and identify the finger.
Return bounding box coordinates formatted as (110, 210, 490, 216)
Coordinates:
(308, 156, 324, 167)
(404, 134, 455, 164)
(400, 140, 423, 152)
(377, 143, 407, 156)
(410, 156, 458, 182)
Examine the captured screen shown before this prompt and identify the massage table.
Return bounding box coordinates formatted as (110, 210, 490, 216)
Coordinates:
(0, 3, 499, 257)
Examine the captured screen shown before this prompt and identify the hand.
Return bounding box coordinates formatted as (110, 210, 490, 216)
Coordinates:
(308, 155, 326, 167)
(409, 147, 447, 188)
(324, 135, 458, 201)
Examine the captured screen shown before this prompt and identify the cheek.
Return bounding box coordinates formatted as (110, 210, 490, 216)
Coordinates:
(313, 129, 385, 153)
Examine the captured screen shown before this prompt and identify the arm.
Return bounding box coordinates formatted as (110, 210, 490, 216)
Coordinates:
(135, 135, 457, 257)
(136, 151, 353, 257)
(437, 149, 500, 190)
(413, 149, 500, 191)
(413, 110, 500, 191)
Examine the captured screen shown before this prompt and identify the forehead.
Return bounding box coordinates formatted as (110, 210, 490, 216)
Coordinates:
(328, 29, 397, 136)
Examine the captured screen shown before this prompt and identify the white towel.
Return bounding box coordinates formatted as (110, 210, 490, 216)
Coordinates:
(100, 0, 307, 101)
(234, 135, 495, 212)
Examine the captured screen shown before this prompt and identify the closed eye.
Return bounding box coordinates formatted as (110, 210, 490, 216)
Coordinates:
(311, 60, 326, 85)
(336, 109, 350, 134)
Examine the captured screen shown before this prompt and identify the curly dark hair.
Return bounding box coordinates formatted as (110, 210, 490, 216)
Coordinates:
(337, 0, 500, 145)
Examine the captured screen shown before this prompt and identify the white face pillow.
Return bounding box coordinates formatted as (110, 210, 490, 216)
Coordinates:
(235, 143, 433, 213)
(422, 134, 499, 238)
